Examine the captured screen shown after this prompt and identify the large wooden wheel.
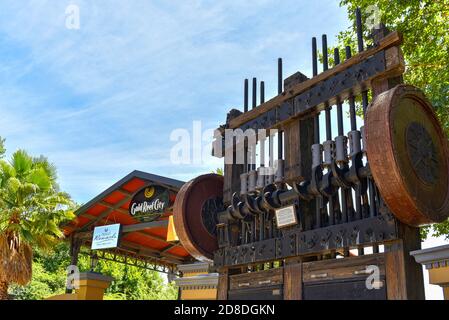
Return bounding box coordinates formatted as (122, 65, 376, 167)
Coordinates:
(366, 84, 449, 226)
(173, 174, 223, 261)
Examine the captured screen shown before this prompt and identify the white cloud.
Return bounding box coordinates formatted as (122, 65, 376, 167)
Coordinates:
(0, 0, 348, 203)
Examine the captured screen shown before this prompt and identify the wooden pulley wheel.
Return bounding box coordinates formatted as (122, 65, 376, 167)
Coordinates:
(173, 174, 224, 261)
(366, 84, 449, 226)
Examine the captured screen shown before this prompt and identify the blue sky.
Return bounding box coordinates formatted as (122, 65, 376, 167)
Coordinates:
(0, 0, 349, 202)
(0, 0, 446, 300)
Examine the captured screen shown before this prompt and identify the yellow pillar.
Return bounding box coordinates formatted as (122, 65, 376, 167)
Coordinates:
(74, 272, 114, 300)
(174, 263, 218, 300)
(411, 245, 449, 300)
(427, 265, 449, 300)
(443, 286, 449, 300)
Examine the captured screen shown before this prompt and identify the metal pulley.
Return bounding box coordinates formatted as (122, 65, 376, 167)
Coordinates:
(173, 174, 224, 261)
(365, 84, 449, 226)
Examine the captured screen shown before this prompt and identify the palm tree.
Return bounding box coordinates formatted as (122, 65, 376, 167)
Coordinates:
(0, 149, 74, 299)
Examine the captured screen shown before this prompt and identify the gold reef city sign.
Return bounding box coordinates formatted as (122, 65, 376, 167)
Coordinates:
(129, 185, 172, 222)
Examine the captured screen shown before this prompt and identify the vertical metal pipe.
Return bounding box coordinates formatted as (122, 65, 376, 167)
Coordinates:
(278, 58, 283, 94)
(334, 48, 344, 136)
(356, 7, 364, 53)
(322, 35, 331, 141)
(312, 37, 322, 229)
(252, 77, 257, 110)
(312, 38, 320, 144)
(260, 81, 265, 104)
(312, 37, 318, 76)
(322, 34, 328, 71)
(362, 91, 369, 115)
(345, 47, 357, 131)
(334, 47, 348, 225)
(344, 46, 360, 221)
(250, 77, 257, 171)
(323, 35, 334, 226)
(277, 58, 283, 160)
(244, 79, 249, 112)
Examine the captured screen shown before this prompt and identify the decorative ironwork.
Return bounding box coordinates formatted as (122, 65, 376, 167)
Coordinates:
(406, 122, 439, 185)
(201, 197, 223, 236)
(214, 214, 399, 268)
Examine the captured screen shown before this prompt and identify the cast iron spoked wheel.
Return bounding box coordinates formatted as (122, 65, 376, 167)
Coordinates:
(173, 174, 224, 261)
(365, 84, 449, 226)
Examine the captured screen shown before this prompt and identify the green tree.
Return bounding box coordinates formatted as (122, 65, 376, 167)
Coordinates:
(336, 0, 449, 238)
(0, 146, 75, 299)
(0, 137, 5, 158)
(8, 241, 178, 300)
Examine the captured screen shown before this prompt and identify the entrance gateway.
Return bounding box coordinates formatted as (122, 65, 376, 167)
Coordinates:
(63, 8, 449, 300)
(172, 8, 449, 300)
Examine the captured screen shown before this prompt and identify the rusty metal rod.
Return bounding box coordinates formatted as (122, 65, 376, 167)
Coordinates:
(244, 78, 249, 112)
(356, 7, 364, 53)
(252, 77, 257, 110)
(277, 58, 283, 160)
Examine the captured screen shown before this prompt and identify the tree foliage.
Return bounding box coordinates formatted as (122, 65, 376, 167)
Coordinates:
(0, 137, 5, 159)
(337, 0, 449, 239)
(0, 143, 75, 298)
(9, 242, 178, 300)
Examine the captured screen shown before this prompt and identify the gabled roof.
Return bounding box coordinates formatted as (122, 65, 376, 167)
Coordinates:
(74, 170, 184, 216)
(63, 170, 192, 267)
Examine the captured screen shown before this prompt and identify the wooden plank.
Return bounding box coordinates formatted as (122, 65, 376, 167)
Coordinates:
(229, 268, 283, 290)
(117, 188, 133, 196)
(303, 253, 385, 284)
(119, 240, 186, 263)
(371, 46, 404, 96)
(227, 31, 402, 130)
(284, 262, 302, 300)
(303, 252, 384, 271)
(100, 201, 130, 215)
(385, 244, 407, 299)
(284, 118, 314, 182)
(80, 196, 132, 231)
(303, 279, 386, 300)
(385, 223, 425, 300)
(282, 71, 313, 183)
(217, 269, 229, 300)
(122, 220, 168, 233)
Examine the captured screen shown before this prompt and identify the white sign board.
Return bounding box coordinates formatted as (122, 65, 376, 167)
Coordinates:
(91, 224, 121, 250)
(275, 205, 298, 228)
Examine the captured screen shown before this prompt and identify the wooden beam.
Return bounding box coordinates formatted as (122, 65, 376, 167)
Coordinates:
(80, 196, 131, 231)
(122, 221, 168, 233)
(217, 268, 229, 300)
(284, 258, 303, 300)
(99, 201, 129, 215)
(120, 240, 186, 263)
(385, 223, 425, 300)
(117, 188, 133, 196)
(74, 221, 184, 254)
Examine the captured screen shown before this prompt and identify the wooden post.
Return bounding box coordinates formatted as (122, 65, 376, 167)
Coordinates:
(385, 223, 425, 300)
(66, 234, 82, 294)
(283, 72, 313, 184)
(217, 268, 229, 300)
(283, 258, 302, 300)
(370, 36, 424, 299)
